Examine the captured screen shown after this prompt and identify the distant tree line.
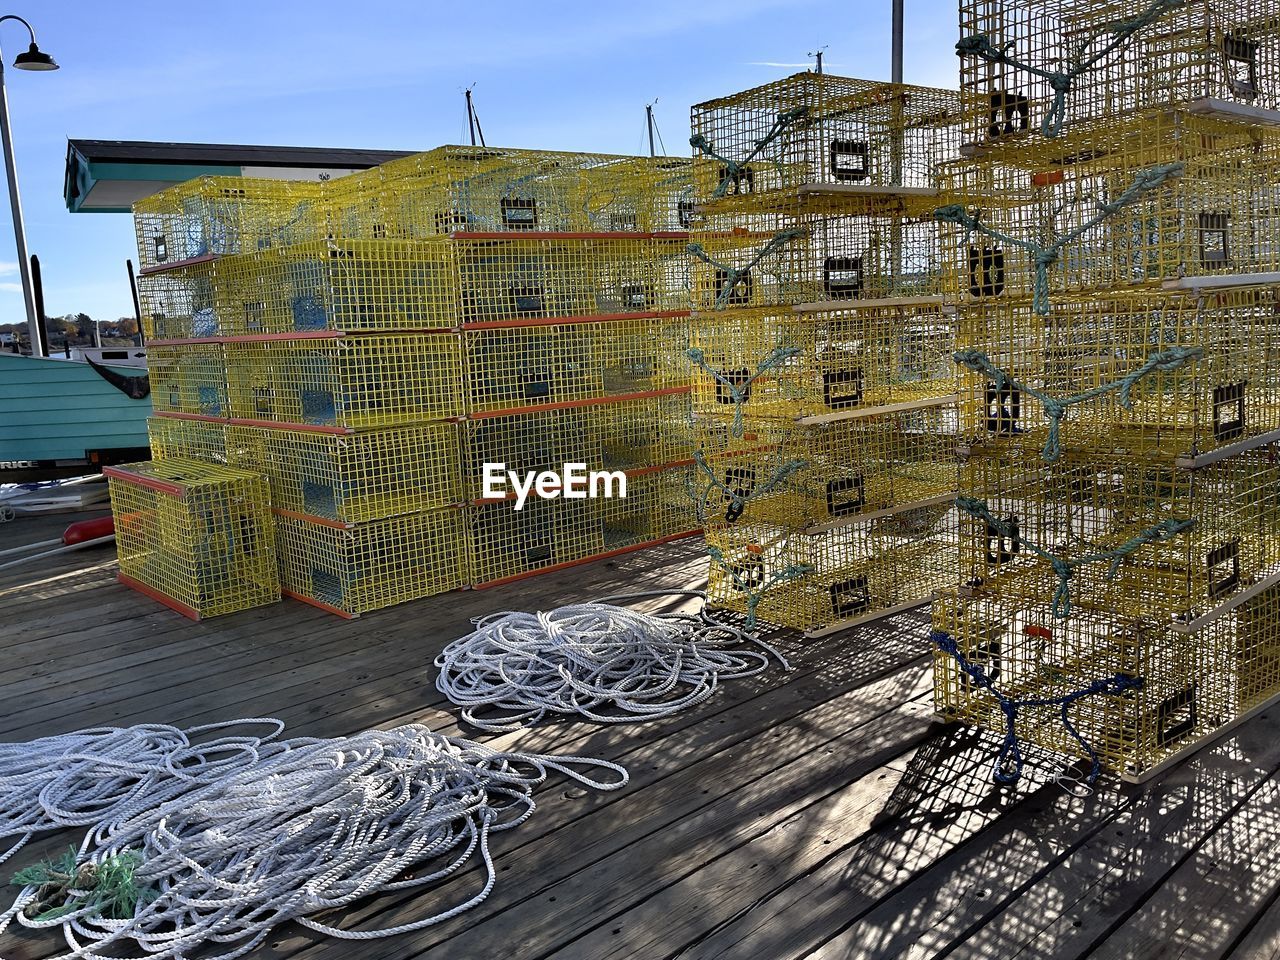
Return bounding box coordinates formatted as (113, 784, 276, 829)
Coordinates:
(0, 313, 140, 350)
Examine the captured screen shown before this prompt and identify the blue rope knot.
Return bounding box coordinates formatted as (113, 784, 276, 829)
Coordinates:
(933, 629, 1145, 784)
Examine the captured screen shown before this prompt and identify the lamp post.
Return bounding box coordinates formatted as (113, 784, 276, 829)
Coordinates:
(0, 14, 57, 356)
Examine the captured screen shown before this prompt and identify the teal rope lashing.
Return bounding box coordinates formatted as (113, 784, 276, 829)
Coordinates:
(958, 0, 1185, 138)
(932, 630, 1143, 785)
(690, 450, 806, 524)
(690, 106, 809, 198)
(934, 161, 1182, 315)
(954, 344, 1204, 462)
(686, 344, 801, 437)
(956, 496, 1196, 620)
(706, 544, 812, 631)
(687, 228, 805, 310)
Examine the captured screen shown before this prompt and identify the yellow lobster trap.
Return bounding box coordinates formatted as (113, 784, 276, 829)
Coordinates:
(105, 458, 279, 619)
(955, 285, 1280, 463)
(461, 315, 688, 415)
(691, 410, 957, 531)
(221, 333, 462, 429)
(936, 112, 1280, 308)
(687, 304, 956, 423)
(933, 584, 1280, 782)
(133, 176, 325, 272)
(147, 343, 227, 418)
(275, 507, 465, 617)
(136, 258, 260, 341)
(957, 445, 1280, 624)
(690, 74, 965, 211)
(705, 503, 958, 634)
(956, 0, 1280, 146)
(147, 415, 227, 464)
(466, 493, 607, 587)
(225, 422, 460, 525)
(341, 146, 692, 238)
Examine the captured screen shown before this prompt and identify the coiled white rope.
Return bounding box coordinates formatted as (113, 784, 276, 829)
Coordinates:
(0, 720, 286, 867)
(1, 725, 626, 960)
(435, 590, 790, 731)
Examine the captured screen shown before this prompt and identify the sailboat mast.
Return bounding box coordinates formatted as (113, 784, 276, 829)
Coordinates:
(646, 104, 656, 157)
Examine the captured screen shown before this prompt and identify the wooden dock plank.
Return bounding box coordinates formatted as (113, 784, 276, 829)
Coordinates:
(805, 709, 1280, 960)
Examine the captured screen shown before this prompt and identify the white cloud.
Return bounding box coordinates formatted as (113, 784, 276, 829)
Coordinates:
(0, 282, 21, 292)
(0, 262, 17, 276)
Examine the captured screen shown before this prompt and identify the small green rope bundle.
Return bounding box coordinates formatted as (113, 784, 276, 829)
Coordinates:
(689, 450, 807, 524)
(12, 848, 154, 923)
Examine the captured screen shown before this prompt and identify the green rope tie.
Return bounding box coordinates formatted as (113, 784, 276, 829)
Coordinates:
(690, 106, 809, 198)
(954, 344, 1204, 462)
(706, 544, 812, 631)
(12, 848, 154, 922)
(686, 343, 801, 437)
(687, 228, 805, 310)
(956, 495, 1196, 620)
(934, 162, 1182, 315)
(958, 0, 1185, 138)
(691, 449, 807, 523)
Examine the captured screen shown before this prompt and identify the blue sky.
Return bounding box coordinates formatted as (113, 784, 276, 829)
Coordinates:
(15, 0, 956, 320)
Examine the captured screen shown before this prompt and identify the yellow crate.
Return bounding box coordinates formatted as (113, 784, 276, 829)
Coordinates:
(690, 75, 965, 211)
(222, 333, 462, 429)
(596, 466, 699, 551)
(106, 458, 278, 619)
(147, 343, 227, 417)
(225, 422, 459, 524)
(936, 112, 1280, 306)
(933, 584, 1280, 780)
(688, 304, 955, 422)
(461, 393, 692, 502)
(462, 316, 687, 415)
(690, 212, 945, 312)
(955, 286, 1280, 462)
(692, 410, 957, 529)
(214, 239, 458, 335)
(137, 259, 256, 341)
(133, 176, 324, 271)
(957, 0, 1280, 144)
(455, 234, 689, 325)
(958, 446, 1280, 623)
(705, 503, 957, 632)
(275, 507, 464, 617)
(365, 147, 693, 238)
(147, 415, 227, 464)
(466, 494, 606, 585)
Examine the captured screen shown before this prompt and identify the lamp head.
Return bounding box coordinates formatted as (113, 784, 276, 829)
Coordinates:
(13, 43, 56, 71)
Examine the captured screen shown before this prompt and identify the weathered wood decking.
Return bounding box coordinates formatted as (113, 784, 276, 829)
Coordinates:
(0, 509, 1277, 960)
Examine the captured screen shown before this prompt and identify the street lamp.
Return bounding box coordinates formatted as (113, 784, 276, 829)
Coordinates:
(0, 14, 57, 355)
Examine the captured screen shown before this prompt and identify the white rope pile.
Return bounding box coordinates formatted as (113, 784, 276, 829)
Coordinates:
(435, 591, 789, 731)
(0, 720, 286, 867)
(2, 725, 627, 960)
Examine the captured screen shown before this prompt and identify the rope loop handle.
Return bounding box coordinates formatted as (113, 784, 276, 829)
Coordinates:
(687, 228, 806, 310)
(686, 342, 801, 436)
(691, 105, 809, 197)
